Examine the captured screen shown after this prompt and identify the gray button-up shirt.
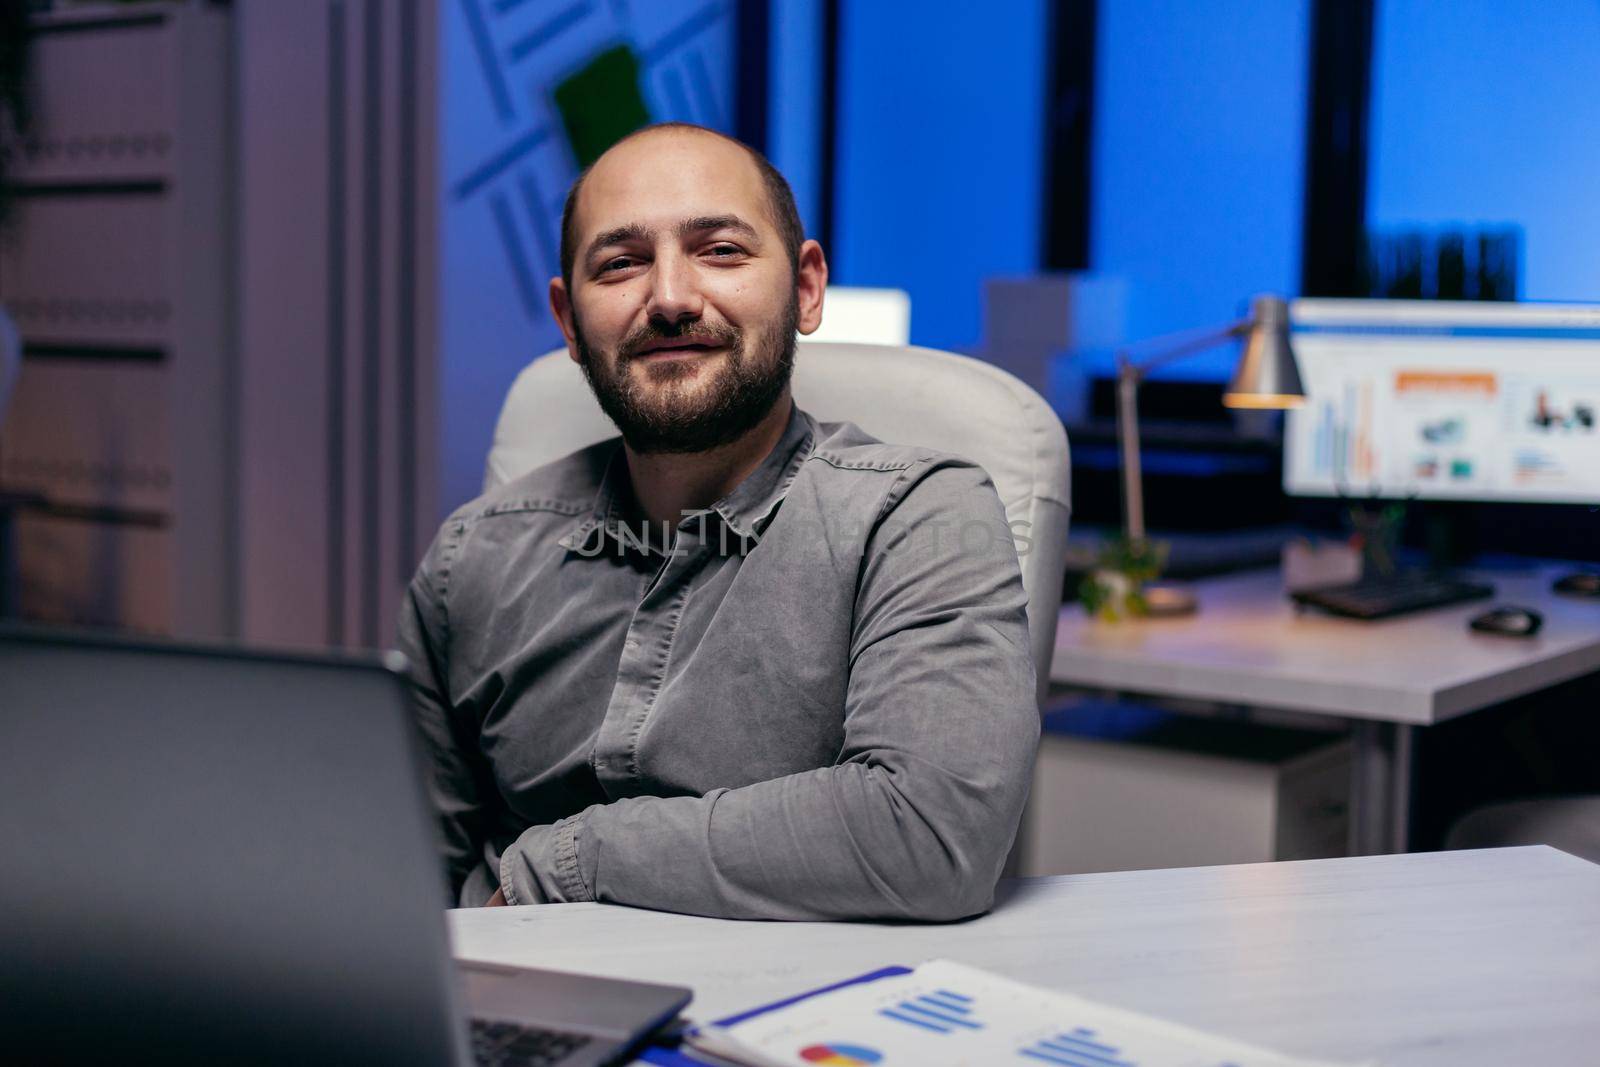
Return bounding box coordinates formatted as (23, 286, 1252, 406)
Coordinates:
(396, 402, 1039, 921)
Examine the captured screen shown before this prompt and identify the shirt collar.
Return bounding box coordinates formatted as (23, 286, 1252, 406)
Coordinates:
(558, 402, 816, 555)
(711, 401, 815, 540)
(556, 442, 629, 553)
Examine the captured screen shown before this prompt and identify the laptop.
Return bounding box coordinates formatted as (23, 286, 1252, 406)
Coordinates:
(0, 627, 691, 1066)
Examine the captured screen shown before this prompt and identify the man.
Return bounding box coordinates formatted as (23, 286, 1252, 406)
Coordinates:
(398, 123, 1038, 921)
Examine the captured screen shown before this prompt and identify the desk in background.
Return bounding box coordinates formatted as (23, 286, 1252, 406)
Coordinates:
(1050, 563, 1600, 854)
(450, 847, 1600, 1067)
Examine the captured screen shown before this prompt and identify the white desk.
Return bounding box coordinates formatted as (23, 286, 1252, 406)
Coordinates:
(1050, 564, 1600, 852)
(451, 847, 1600, 1067)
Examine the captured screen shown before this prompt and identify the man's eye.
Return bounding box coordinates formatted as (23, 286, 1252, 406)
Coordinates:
(707, 244, 744, 259)
(600, 257, 636, 273)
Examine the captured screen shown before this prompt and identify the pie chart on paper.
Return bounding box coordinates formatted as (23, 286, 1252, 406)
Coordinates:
(798, 1044, 884, 1065)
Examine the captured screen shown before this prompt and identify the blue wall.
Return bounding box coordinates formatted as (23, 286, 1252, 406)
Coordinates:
(832, 0, 1048, 353)
(1368, 0, 1600, 304)
(1089, 0, 1311, 380)
(766, 0, 823, 239)
(436, 0, 1336, 510)
(439, 1, 735, 516)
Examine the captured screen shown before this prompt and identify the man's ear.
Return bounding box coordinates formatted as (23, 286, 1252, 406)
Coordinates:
(549, 276, 580, 362)
(794, 239, 828, 336)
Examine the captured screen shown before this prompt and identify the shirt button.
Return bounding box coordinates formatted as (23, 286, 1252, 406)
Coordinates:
(624, 638, 639, 653)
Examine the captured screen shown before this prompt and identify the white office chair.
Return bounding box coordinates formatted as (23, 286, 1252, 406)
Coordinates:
(484, 341, 1072, 705)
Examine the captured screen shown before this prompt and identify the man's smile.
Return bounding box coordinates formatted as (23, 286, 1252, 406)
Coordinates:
(633, 337, 728, 359)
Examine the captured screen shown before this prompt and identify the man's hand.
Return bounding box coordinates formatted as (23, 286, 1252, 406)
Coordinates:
(485, 887, 507, 907)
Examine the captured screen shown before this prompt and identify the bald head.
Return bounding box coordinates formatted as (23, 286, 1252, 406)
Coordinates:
(558, 123, 804, 289)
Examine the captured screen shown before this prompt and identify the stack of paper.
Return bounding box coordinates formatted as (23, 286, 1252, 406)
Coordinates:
(683, 960, 1370, 1067)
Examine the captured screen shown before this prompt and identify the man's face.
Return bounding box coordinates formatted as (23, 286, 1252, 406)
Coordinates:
(553, 130, 816, 454)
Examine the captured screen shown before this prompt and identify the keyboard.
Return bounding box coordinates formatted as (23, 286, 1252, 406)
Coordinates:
(1291, 573, 1495, 620)
(470, 1018, 594, 1066)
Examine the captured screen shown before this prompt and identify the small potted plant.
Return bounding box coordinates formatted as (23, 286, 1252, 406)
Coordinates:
(1078, 535, 1169, 622)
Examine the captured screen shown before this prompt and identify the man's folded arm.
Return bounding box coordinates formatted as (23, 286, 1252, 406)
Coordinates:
(499, 459, 1041, 921)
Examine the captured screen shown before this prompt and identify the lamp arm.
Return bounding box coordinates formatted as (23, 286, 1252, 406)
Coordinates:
(1114, 317, 1249, 544)
(1117, 318, 1250, 380)
(1117, 364, 1147, 542)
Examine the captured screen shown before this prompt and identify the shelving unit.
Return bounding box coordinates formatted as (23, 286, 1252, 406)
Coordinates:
(0, 2, 234, 635)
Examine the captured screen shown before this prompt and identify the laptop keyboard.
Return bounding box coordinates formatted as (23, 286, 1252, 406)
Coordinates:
(470, 1018, 594, 1066)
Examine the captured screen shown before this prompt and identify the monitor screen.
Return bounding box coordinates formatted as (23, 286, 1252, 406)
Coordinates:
(1283, 299, 1600, 504)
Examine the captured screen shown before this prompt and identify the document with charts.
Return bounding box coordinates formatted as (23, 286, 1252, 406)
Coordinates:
(685, 959, 1369, 1067)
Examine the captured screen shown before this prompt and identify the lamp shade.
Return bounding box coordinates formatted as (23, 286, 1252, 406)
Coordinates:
(1223, 294, 1305, 408)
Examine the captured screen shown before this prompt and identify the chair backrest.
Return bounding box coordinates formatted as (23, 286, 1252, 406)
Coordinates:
(484, 342, 1072, 704)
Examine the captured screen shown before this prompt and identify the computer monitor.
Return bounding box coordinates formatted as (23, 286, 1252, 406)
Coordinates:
(1284, 299, 1600, 504)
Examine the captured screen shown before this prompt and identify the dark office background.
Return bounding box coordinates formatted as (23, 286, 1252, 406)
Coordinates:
(384, 0, 1600, 860)
(431, 0, 1600, 561)
(2, 0, 1597, 635)
(1, 0, 1596, 871)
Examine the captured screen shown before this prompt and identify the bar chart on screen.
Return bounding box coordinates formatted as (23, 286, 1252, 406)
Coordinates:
(1306, 380, 1377, 485)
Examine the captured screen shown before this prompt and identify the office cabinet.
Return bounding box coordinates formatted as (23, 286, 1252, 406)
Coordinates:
(1020, 708, 1352, 876)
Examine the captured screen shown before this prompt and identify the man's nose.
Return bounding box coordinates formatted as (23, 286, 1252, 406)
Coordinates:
(645, 250, 704, 327)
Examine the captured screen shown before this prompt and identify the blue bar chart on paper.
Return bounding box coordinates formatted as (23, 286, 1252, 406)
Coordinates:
(1019, 1025, 1139, 1066)
(878, 988, 985, 1034)
(873, 981, 1252, 1067)
(696, 959, 1353, 1067)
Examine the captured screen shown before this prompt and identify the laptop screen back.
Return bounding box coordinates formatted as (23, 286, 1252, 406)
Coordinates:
(0, 631, 465, 1066)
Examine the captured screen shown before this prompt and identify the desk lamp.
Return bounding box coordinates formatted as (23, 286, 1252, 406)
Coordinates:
(1116, 294, 1306, 615)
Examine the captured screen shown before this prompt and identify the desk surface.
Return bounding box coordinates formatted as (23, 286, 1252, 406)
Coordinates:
(1051, 564, 1600, 724)
(450, 847, 1600, 1067)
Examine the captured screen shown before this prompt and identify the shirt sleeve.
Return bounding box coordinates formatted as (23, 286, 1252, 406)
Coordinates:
(498, 457, 1041, 920)
(395, 519, 503, 906)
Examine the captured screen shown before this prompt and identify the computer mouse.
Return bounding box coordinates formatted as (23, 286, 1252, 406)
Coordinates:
(1552, 572, 1600, 598)
(1469, 606, 1544, 637)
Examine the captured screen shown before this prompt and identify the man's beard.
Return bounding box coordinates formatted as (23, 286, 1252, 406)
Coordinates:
(574, 293, 798, 455)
